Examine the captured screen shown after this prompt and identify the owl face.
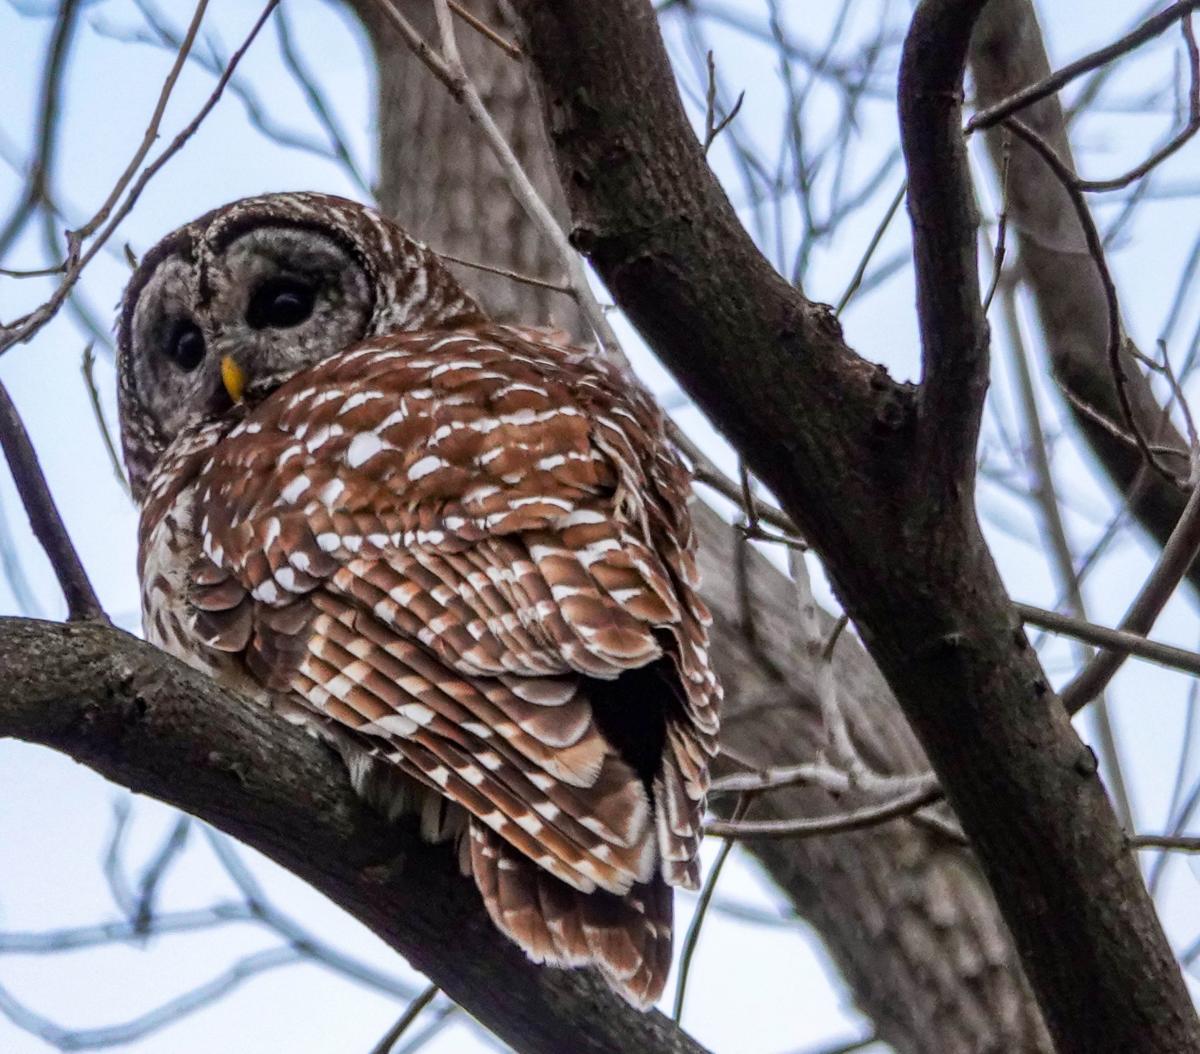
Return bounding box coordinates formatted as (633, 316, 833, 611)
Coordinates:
(118, 192, 483, 499)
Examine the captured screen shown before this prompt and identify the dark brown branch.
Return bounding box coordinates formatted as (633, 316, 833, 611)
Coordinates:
(1060, 481, 1200, 712)
(0, 618, 708, 1054)
(0, 384, 104, 621)
(508, 1, 1200, 1050)
(898, 0, 992, 491)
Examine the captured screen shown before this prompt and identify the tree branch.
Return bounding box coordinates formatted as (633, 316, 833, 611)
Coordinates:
(0, 383, 104, 621)
(508, 1, 1200, 1050)
(899, 0, 991, 490)
(0, 618, 708, 1054)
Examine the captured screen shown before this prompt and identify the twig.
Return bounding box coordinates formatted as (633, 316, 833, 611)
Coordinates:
(704, 783, 943, 839)
(1017, 602, 1200, 680)
(1128, 834, 1200, 852)
(981, 138, 1010, 314)
(789, 549, 859, 775)
(81, 344, 131, 496)
(688, 457, 799, 535)
(673, 796, 749, 1022)
(968, 0, 1200, 133)
(711, 763, 938, 798)
(836, 180, 906, 315)
(368, 983, 441, 1054)
(449, 0, 521, 60)
(0, 948, 304, 1049)
(132, 816, 191, 931)
(1060, 479, 1200, 712)
(435, 250, 571, 295)
(0, 381, 105, 620)
(1061, 387, 1190, 463)
(0, 0, 280, 358)
(430, 0, 621, 355)
(701, 50, 744, 156)
(273, 3, 371, 195)
(0, 0, 80, 260)
(1004, 116, 1179, 486)
(1070, 15, 1200, 194)
(78, 0, 211, 246)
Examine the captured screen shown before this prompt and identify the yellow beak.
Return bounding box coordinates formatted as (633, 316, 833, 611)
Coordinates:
(221, 356, 247, 403)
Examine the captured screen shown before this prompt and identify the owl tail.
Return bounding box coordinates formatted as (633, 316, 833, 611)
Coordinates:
(466, 820, 673, 1008)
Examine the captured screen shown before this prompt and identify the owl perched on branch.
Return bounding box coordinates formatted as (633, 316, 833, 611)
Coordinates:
(117, 192, 720, 1006)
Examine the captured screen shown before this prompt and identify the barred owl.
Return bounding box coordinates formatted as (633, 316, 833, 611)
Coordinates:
(117, 192, 719, 1007)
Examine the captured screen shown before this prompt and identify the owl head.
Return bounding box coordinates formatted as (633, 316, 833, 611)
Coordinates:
(117, 192, 484, 500)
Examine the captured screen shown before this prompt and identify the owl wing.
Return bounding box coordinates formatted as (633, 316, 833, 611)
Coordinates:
(184, 325, 719, 1003)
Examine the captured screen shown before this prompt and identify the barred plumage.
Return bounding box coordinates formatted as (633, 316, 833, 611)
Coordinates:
(118, 192, 720, 1006)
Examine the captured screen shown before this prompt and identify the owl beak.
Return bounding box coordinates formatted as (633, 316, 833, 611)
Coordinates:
(221, 356, 247, 404)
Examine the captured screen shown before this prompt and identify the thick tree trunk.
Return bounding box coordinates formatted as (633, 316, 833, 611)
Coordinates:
(345, 3, 1054, 1051)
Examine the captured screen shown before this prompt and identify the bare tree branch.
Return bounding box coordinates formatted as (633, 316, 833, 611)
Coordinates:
(0, 384, 104, 620)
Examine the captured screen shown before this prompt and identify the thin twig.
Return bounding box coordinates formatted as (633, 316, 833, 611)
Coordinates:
(711, 763, 937, 798)
(701, 50, 744, 156)
(1004, 115, 1179, 486)
(1128, 833, 1200, 852)
(81, 344, 131, 496)
(368, 983, 441, 1054)
(968, 0, 1200, 133)
(705, 783, 943, 839)
(449, 0, 521, 59)
(273, 3, 371, 195)
(430, 0, 620, 355)
(981, 138, 1010, 315)
(436, 250, 571, 295)
(1017, 602, 1200, 680)
(0, 381, 105, 620)
(1060, 479, 1200, 712)
(673, 796, 749, 1022)
(835, 180, 906, 316)
(0, 0, 280, 358)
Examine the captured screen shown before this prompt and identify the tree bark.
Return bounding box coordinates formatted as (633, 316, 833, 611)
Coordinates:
(504, 1, 1200, 1051)
(346, 3, 1055, 1052)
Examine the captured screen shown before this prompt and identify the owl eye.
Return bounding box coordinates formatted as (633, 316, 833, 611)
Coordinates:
(164, 319, 206, 372)
(246, 276, 316, 330)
